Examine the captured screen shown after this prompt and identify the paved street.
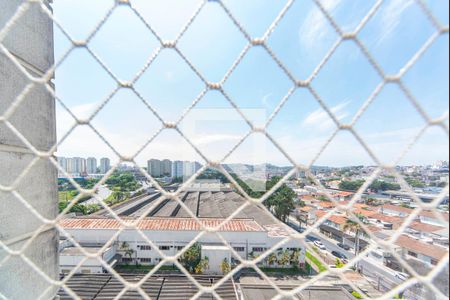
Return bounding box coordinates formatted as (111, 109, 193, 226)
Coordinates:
(287, 217, 403, 286)
(82, 185, 112, 205)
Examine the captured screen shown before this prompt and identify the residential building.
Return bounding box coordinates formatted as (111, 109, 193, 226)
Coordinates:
(57, 157, 68, 176)
(86, 157, 97, 174)
(183, 161, 194, 178)
(148, 159, 163, 178)
(367, 213, 404, 230)
(323, 215, 348, 231)
(406, 222, 448, 246)
(418, 210, 449, 226)
(162, 159, 172, 176)
(172, 160, 184, 178)
(395, 235, 448, 266)
(71, 157, 86, 174)
(100, 158, 111, 174)
(379, 204, 413, 218)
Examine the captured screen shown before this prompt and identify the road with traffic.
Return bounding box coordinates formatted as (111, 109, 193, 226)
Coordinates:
(287, 217, 403, 286)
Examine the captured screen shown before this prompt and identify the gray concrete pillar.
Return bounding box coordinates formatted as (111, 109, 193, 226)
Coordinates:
(0, 0, 58, 299)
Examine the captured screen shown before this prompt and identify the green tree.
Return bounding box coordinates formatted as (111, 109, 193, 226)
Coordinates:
(290, 249, 300, 266)
(264, 177, 296, 222)
(120, 242, 135, 265)
(268, 253, 278, 266)
(179, 243, 202, 273)
(277, 249, 291, 267)
(344, 219, 362, 256)
(220, 258, 231, 274)
(339, 180, 365, 191)
(194, 257, 209, 274)
(233, 176, 296, 222)
(335, 258, 345, 268)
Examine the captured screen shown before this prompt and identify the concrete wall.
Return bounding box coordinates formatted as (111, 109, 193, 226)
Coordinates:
(0, 0, 58, 299)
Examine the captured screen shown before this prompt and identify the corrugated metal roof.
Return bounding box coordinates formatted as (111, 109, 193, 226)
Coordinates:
(59, 217, 265, 232)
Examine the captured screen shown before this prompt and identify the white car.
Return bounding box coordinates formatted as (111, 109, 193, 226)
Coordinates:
(395, 272, 410, 281)
(314, 240, 326, 250)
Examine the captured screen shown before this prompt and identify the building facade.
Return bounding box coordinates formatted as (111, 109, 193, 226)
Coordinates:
(162, 159, 172, 177)
(148, 159, 163, 178)
(59, 218, 306, 274)
(86, 157, 97, 174)
(100, 158, 111, 174)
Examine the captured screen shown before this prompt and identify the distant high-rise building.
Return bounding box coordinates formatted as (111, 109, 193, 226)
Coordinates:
(58, 157, 68, 173)
(162, 159, 172, 176)
(172, 160, 184, 178)
(86, 157, 97, 174)
(183, 161, 195, 178)
(193, 162, 202, 173)
(100, 158, 111, 174)
(72, 157, 86, 174)
(148, 159, 163, 178)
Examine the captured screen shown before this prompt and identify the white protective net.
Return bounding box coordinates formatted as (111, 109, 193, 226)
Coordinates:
(0, 0, 449, 299)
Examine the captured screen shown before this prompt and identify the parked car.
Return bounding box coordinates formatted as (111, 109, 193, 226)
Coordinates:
(314, 240, 326, 250)
(331, 251, 347, 260)
(337, 243, 350, 251)
(395, 272, 410, 281)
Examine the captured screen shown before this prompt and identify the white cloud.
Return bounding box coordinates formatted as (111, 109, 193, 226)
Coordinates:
(375, 0, 414, 46)
(298, 0, 341, 50)
(191, 134, 243, 146)
(302, 101, 350, 131)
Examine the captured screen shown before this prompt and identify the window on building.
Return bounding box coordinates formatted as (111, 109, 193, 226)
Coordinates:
(408, 251, 418, 258)
(138, 245, 152, 251)
(140, 258, 152, 263)
(233, 247, 245, 252)
(176, 246, 185, 251)
(159, 246, 171, 251)
(252, 247, 267, 252)
(122, 258, 133, 263)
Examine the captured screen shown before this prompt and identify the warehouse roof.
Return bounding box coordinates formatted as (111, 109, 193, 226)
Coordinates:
(60, 217, 265, 232)
(58, 274, 237, 300)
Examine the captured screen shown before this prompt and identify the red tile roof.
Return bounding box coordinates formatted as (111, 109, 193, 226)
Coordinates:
(327, 215, 348, 225)
(380, 204, 413, 214)
(408, 222, 446, 234)
(319, 201, 336, 208)
(396, 235, 448, 260)
(351, 208, 377, 218)
(369, 213, 404, 224)
(419, 210, 450, 222)
(301, 195, 316, 201)
(60, 218, 265, 232)
(299, 206, 314, 212)
(315, 210, 328, 219)
(335, 191, 354, 197)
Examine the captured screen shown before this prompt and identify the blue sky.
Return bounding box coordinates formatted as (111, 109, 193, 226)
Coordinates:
(52, 0, 448, 167)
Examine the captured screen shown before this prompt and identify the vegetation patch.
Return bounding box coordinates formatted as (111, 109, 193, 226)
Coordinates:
(305, 252, 327, 273)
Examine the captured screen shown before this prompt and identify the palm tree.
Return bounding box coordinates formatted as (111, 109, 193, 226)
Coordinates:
(290, 249, 300, 267)
(220, 258, 231, 274)
(268, 253, 278, 266)
(343, 219, 362, 256)
(120, 242, 135, 265)
(278, 249, 291, 268)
